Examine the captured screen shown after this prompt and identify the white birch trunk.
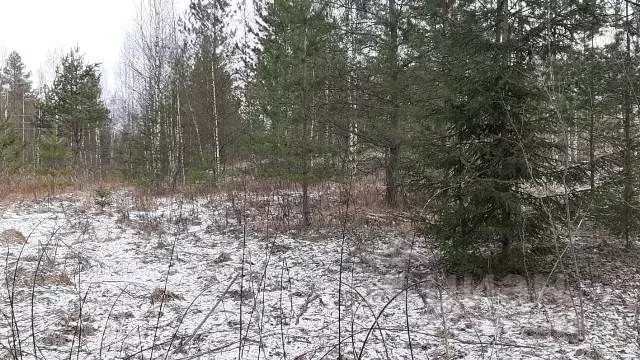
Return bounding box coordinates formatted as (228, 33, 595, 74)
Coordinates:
(211, 61, 221, 176)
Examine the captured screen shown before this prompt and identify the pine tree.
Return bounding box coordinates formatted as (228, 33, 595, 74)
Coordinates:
(255, 0, 342, 226)
(41, 48, 109, 170)
(185, 0, 241, 182)
(331, 0, 416, 206)
(37, 131, 71, 176)
(1, 51, 32, 165)
(1, 51, 31, 98)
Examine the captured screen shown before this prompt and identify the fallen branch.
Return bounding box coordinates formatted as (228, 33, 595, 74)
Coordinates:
(295, 290, 319, 325)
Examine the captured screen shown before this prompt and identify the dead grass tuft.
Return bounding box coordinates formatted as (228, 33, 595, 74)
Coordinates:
(41, 332, 70, 346)
(150, 287, 182, 305)
(40, 271, 73, 286)
(0, 229, 27, 245)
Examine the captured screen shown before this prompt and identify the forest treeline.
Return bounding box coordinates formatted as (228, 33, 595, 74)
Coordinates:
(2, 0, 640, 272)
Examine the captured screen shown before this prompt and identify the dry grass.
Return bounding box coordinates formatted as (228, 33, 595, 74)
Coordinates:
(1, 170, 407, 236)
(0, 229, 27, 245)
(40, 271, 73, 286)
(149, 287, 182, 305)
(0, 175, 128, 203)
(130, 189, 160, 212)
(208, 171, 413, 235)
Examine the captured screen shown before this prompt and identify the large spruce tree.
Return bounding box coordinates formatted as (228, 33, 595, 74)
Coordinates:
(412, 0, 603, 271)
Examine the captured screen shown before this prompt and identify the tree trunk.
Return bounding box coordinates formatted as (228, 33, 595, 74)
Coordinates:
(73, 125, 82, 168)
(623, 0, 633, 248)
(345, 1, 358, 175)
(188, 99, 205, 164)
(384, 0, 400, 207)
(588, 115, 595, 190)
(21, 94, 25, 164)
(301, 28, 312, 227)
(211, 60, 221, 178)
(588, 35, 596, 191)
(177, 90, 186, 186)
(96, 128, 101, 176)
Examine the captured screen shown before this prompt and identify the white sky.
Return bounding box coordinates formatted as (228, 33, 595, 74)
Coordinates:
(0, 0, 190, 94)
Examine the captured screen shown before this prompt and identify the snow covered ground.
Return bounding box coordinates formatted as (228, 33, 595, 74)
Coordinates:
(0, 189, 638, 359)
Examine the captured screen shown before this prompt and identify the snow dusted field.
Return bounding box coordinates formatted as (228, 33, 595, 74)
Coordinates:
(0, 189, 638, 359)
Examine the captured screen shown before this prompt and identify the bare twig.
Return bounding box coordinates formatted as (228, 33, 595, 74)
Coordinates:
(186, 273, 240, 346)
(99, 285, 129, 359)
(150, 238, 177, 359)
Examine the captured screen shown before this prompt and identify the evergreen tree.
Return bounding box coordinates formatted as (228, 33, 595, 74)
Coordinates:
(37, 131, 71, 176)
(41, 48, 109, 170)
(1, 51, 33, 165)
(331, 0, 416, 206)
(411, 0, 603, 272)
(589, 1, 640, 246)
(0, 119, 20, 173)
(255, 0, 343, 226)
(1, 51, 31, 98)
(185, 0, 241, 181)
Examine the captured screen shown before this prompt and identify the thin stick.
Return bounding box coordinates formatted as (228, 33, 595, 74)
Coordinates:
(357, 278, 431, 360)
(186, 273, 240, 345)
(31, 224, 60, 360)
(279, 260, 287, 360)
(238, 223, 246, 359)
(405, 236, 415, 360)
(150, 239, 177, 359)
(99, 285, 129, 359)
(164, 278, 219, 358)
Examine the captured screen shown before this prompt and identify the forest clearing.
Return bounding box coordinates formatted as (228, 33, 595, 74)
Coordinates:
(0, 184, 637, 359)
(3, 0, 640, 358)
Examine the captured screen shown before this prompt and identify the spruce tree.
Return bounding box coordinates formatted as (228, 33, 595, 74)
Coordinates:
(412, 0, 603, 272)
(589, 1, 640, 246)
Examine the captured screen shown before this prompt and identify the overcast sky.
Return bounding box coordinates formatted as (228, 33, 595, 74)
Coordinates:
(0, 0, 189, 94)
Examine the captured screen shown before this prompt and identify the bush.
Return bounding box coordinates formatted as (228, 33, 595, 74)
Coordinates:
(186, 167, 218, 190)
(94, 188, 113, 210)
